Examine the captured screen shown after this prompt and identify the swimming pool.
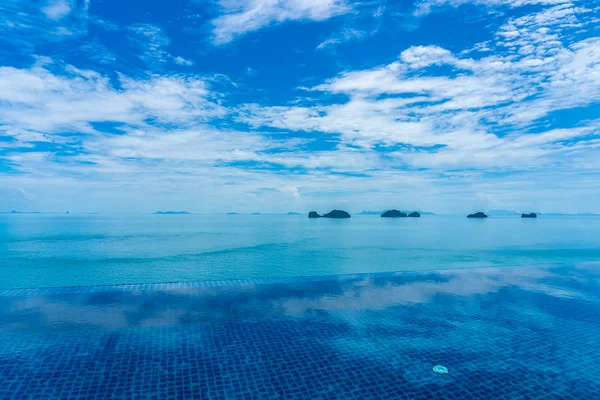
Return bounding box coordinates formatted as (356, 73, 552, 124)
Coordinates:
(2, 263, 600, 399)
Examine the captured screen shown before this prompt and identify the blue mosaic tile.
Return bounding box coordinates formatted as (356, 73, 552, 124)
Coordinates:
(0, 269, 411, 297)
(1, 263, 600, 399)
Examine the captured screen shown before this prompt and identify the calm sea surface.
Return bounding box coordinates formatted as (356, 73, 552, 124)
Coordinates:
(1, 214, 600, 289)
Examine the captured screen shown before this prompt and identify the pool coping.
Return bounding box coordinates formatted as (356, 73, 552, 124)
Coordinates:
(1, 262, 578, 298)
(0, 270, 423, 297)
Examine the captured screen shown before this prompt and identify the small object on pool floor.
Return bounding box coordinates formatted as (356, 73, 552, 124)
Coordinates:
(433, 365, 449, 374)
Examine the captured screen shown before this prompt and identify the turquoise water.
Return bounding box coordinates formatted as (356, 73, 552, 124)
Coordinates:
(1, 214, 600, 289)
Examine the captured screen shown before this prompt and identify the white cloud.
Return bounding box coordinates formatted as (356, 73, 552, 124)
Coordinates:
(316, 28, 366, 49)
(413, 0, 570, 16)
(237, 2, 600, 172)
(315, 3, 385, 50)
(18, 187, 36, 200)
(279, 186, 301, 198)
(79, 40, 117, 64)
(0, 61, 225, 134)
(128, 23, 171, 64)
(0, 0, 90, 51)
(89, 15, 120, 31)
(41, 0, 72, 20)
(399, 45, 455, 68)
(212, 0, 352, 45)
(128, 24, 197, 67)
(173, 56, 195, 66)
(85, 127, 268, 163)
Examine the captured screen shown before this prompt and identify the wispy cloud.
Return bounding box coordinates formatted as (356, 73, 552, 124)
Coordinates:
(413, 0, 571, 16)
(317, 27, 367, 50)
(128, 23, 172, 65)
(79, 40, 117, 65)
(173, 56, 195, 66)
(211, 0, 354, 45)
(41, 0, 73, 20)
(316, 3, 385, 50)
(128, 23, 197, 67)
(0, 0, 90, 56)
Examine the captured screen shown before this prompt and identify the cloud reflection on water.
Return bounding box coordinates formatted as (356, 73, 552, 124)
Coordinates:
(1, 263, 599, 333)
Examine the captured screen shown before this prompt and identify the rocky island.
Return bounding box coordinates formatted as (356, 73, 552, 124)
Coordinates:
(408, 211, 420, 217)
(467, 212, 488, 218)
(323, 210, 351, 218)
(521, 213, 537, 218)
(381, 209, 407, 218)
(308, 210, 351, 219)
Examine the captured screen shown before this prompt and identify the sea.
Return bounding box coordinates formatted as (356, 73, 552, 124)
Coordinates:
(2, 213, 600, 289)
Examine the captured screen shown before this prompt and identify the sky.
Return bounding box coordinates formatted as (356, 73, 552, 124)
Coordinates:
(0, 0, 599, 214)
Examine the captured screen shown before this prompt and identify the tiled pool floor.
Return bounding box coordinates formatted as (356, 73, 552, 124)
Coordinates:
(2, 264, 600, 399)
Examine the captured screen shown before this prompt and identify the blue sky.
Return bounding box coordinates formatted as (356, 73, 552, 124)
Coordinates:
(0, 0, 599, 213)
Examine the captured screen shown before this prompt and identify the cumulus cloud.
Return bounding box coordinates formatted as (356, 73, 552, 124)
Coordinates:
(0, 62, 224, 134)
(211, 0, 353, 45)
(279, 186, 301, 198)
(239, 2, 600, 171)
(0, 62, 378, 212)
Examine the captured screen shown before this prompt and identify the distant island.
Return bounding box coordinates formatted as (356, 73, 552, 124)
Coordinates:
(467, 212, 488, 218)
(226, 212, 239, 215)
(408, 212, 420, 218)
(360, 210, 435, 216)
(155, 211, 190, 215)
(521, 213, 537, 218)
(308, 210, 351, 219)
(381, 210, 407, 218)
(287, 212, 303, 215)
(251, 212, 261, 215)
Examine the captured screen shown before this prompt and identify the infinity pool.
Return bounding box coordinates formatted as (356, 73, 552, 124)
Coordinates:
(2, 263, 600, 399)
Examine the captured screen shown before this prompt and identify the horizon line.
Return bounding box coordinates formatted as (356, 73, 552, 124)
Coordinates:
(3, 211, 600, 216)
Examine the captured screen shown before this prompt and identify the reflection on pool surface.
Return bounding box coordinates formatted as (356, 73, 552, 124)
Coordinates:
(2, 263, 600, 399)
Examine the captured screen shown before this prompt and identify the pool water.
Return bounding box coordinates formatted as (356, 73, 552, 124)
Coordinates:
(2, 263, 600, 399)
